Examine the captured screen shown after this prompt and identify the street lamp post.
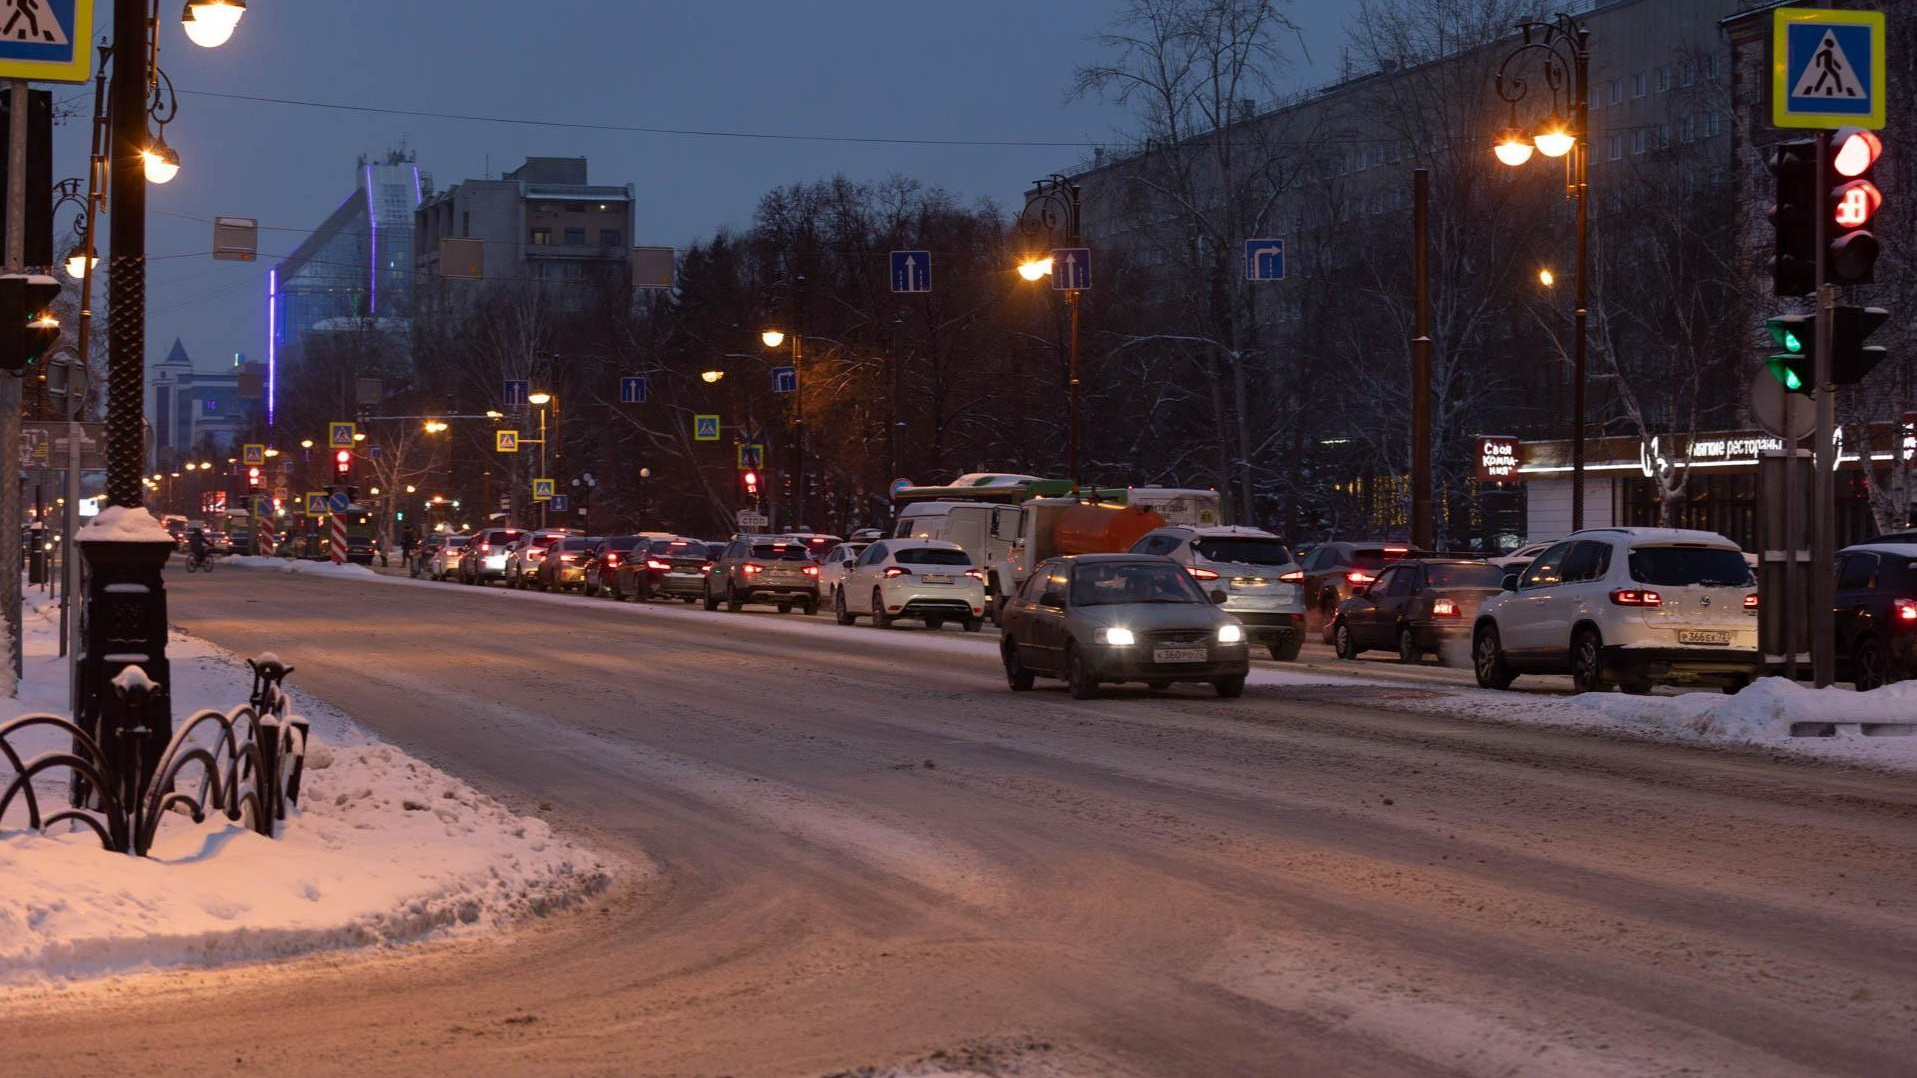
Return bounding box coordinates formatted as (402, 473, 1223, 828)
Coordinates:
(1016, 174, 1085, 490)
(526, 392, 554, 528)
(1495, 15, 1590, 532)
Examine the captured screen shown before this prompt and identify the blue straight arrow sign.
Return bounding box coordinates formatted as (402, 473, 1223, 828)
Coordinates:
(890, 250, 932, 293)
(1051, 247, 1091, 291)
(503, 379, 528, 407)
(619, 375, 650, 404)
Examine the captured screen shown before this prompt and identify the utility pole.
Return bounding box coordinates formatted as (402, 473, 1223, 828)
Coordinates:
(1410, 168, 1433, 550)
(1810, 129, 1837, 686)
(2, 78, 27, 689)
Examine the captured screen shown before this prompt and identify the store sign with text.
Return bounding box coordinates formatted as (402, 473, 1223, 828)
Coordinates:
(1475, 436, 1520, 482)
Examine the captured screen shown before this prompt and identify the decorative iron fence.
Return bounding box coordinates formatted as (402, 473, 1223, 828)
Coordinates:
(0, 655, 308, 857)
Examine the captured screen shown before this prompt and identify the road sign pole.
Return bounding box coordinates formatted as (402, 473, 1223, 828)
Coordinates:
(1811, 129, 1837, 688)
(0, 78, 26, 688)
(1411, 168, 1433, 550)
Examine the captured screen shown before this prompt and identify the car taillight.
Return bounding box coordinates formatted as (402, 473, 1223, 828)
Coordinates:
(1278, 570, 1304, 583)
(1431, 598, 1460, 617)
(1346, 570, 1375, 585)
(604, 554, 619, 566)
(742, 562, 764, 575)
(1610, 588, 1662, 607)
(964, 568, 986, 582)
(1744, 593, 1759, 614)
(801, 565, 821, 577)
(700, 561, 714, 573)
(645, 558, 671, 571)
(1189, 567, 1220, 581)
(1896, 598, 1917, 623)
(560, 554, 575, 562)
(1384, 547, 1409, 556)
(479, 543, 491, 552)
(883, 566, 911, 578)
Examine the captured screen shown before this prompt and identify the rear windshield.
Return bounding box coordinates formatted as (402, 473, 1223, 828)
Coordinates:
(445, 536, 470, 547)
(560, 538, 597, 551)
(1628, 546, 1753, 587)
(656, 540, 706, 557)
(606, 536, 644, 551)
(1425, 563, 1505, 588)
(1351, 547, 1409, 570)
(1193, 537, 1292, 566)
(895, 548, 971, 566)
(752, 543, 810, 561)
(533, 535, 563, 549)
(490, 531, 523, 543)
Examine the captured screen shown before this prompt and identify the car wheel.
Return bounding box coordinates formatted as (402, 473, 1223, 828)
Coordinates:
(802, 600, 819, 617)
(1853, 635, 1889, 692)
(725, 582, 744, 614)
(1473, 625, 1517, 690)
(1570, 627, 1611, 694)
(702, 583, 719, 612)
(1213, 675, 1246, 699)
(1333, 620, 1359, 660)
(1396, 627, 1419, 665)
(777, 604, 792, 615)
(925, 617, 945, 631)
(963, 617, 983, 633)
(1268, 636, 1302, 663)
(1002, 639, 1035, 692)
(871, 589, 892, 629)
(834, 588, 855, 626)
(1065, 643, 1098, 700)
(1145, 680, 1171, 691)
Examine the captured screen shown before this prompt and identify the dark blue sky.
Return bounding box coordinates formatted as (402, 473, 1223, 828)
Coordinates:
(50, 0, 1358, 370)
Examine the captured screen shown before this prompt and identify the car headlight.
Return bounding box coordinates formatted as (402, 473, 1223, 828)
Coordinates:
(1097, 627, 1136, 646)
(1218, 624, 1244, 644)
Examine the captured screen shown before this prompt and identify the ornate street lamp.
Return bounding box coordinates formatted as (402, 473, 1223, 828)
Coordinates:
(1015, 174, 1085, 489)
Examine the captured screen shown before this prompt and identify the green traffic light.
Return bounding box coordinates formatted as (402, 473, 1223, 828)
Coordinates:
(1780, 330, 1802, 354)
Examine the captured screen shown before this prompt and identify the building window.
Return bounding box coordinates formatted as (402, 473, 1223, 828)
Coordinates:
(599, 228, 621, 247)
(567, 202, 586, 213)
(1682, 116, 1695, 142)
(1657, 65, 1672, 92)
(1703, 54, 1717, 81)
(563, 227, 586, 246)
(1680, 59, 1694, 86)
(1632, 72, 1646, 97)
(1608, 79, 1621, 106)
(1632, 129, 1646, 155)
(460, 211, 469, 237)
(530, 228, 552, 246)
(1705, 111, 1722, 138)
(1607, 134, 1622, 160)
(1657, 123, 1669, 148)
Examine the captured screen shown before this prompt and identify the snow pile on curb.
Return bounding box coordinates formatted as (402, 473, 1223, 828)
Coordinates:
(1561, 676, 1917, 741)
(224, 555, 377, 578)
(0, 588, 611, 991)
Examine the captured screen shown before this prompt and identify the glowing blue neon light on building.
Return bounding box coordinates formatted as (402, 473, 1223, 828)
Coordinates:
(266, 268, 277, 426)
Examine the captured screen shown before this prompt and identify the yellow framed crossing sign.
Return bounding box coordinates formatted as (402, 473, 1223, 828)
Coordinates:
(0, 1, 95, 84)
(1773, 8, 1886, 130)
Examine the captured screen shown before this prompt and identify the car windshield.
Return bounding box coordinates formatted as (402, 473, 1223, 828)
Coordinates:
(895, 548, 971, 566)
(1192, 537, 1292, 565)
(705, 543, 727, 558)
(445, 537, 469, 547)
(560, 538, 597, 551)
(1071, 562, 1207, 606)
(1628, 546, 1753, 587)
(493, 531, 523, 544)
(752, 543, 810, 561)
(653, 540, 702, 556)
(1351, 547, 1407, 570)
(1425, 564, 1505, 588)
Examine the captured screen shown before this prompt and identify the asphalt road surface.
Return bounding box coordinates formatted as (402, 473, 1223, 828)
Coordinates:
(8, 566, 1917, 1078)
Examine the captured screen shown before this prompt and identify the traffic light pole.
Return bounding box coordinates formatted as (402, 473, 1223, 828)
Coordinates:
(1810, 129, 1837, 688)
(2, 78, 26, 688)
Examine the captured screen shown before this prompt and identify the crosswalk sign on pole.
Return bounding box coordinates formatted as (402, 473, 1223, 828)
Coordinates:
(737, 443, 764, 469)
(0, 0, 93, 83)
(241, 443, 265, 466)
(1773, 8, 1885, 130)
(693, 414, 721, 442)
(328, 421, 356, 449)
(304, 492, 329, 518)
(495, 430, 519, 453)
(532, 478, 554, 502)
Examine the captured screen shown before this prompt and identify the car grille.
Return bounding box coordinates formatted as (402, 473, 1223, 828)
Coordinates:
(1145, 630, 1211, 648)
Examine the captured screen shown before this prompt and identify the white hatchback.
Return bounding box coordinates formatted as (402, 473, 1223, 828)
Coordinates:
(1472, 528, 1759, 694)
(833, 539, 987, 632)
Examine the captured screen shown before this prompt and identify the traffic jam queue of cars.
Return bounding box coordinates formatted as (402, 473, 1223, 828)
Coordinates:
(399, 474, 1914, 697)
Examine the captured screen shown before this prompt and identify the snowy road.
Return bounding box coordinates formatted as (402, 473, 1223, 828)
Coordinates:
(8, 566, 1917, 1077)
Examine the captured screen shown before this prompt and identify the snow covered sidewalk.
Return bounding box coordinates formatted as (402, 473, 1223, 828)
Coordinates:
(0, 587, 611, 992)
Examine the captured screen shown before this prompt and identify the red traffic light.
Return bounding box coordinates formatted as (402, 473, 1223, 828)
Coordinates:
(1833, 128, 1882, 178)
(742, 469, 759, 493)
(246, 466, 262, 487)
(1833, 180, 1882, 228)
(333, 449, 351, 475)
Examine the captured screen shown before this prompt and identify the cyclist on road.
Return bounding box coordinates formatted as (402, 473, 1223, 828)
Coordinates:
(186, 526, 208, 569)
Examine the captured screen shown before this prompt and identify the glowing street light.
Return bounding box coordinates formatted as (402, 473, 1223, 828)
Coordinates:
(180, 0, 247, 48)
(299, 438, 313, 449)
(64, 245, 97, 280)
(527, 391, 552, 406)
(1537, 268, 1556, 288)
(141, 137, 181, 184)
(1492, 128, 1535, 167)
(760, 329, 786, 349)
(701, 369, 725, 384)
(1532, 115, 1576, 158)
(1016, 257, 1053, 282)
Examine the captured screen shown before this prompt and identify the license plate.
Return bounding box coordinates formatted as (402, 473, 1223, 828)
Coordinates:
(924, 573, 953, 583)
(1153, 647, 1208, 664)
(1678, 630, 1731, 646)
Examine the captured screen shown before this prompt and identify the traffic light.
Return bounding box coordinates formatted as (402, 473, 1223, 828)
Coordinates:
(742, 469, 759, 498)
(1829, 305, 1888, 386)
(1827, 128, 1883, 286)
(0, 273, 60, 372)
(246, 466, 262, 489)
(333, 449, 351, 479)
(1765, 314, 1814, 396)
(1768, 139, 1818, 297)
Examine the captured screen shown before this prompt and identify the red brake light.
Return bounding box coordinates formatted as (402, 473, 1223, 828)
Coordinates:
(1346, 570, 1375, 585)
(604, 553, 619, 566)
(883, 566, 910, 578)
(1278, 570, 1304, 583)
(1896, 599, 1917, 623)
(1384, 546, 1409, 556)
(801, 565, 821, 577)
(1610, 588, 1662, 607)
(479, 543, 491, 552)
(742, 562, 764, 575)
(1189, 567, 1220, 581)
(645, 558, 671, 571)
(1431, 598, 1460, 618)
(964, 568, 986, 582)
(1743, 593, 1759, 613)
(700, 561, 714, 573)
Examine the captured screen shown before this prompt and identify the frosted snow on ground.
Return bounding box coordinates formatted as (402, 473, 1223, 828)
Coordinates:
(222, 555, 378, 578)
(0, 587, 612, 992)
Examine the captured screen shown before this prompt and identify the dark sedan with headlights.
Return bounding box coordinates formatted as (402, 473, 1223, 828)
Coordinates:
(997, 554, 1251, 699)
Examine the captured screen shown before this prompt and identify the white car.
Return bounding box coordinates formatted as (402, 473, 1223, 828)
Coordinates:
(1472, 527, 1759, 694)
(833, 539, 987, 631)
(428, 535, 470, 580)
(1129, 524, 1307, 661)
(1489, 541, 1555, 572)
(817, 541, 870, 598)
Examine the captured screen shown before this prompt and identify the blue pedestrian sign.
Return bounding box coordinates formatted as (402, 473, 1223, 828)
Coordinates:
(328, 491, 350, 513)
(619, 375, 650, 404)
(771, 365, 797, 394)
(0, 0, 93, 83)
(1773, 9, 1885, 130)
(531, 478, 555, 502)
(1244, 239, 1287, 282)
(693, 414, 721, 442)
(503, 379, 528, 407)
(890, 250, 932, 293)
(367, 444, 383, 460)
(550, 494, 570, 513)
(1051, 247, 1092, 291)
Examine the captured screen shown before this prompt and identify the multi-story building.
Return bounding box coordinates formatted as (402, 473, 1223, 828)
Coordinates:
(148, 339, 256, 469)
(413, 157, 636, 314)
(268, 149, 426, 422)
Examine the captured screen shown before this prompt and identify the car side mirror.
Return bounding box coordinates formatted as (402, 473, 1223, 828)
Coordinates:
(1039, 590, 1064, 609)
(1502, 573, 1520, 592)
(1210, 590, 1228, 605)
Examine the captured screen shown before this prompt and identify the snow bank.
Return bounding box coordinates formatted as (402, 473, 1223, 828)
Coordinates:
(1552, 676, 1917, 741)
(76, 505, 173, 544)
(0, 587, 611, 992)
(225, 556, 377, 578)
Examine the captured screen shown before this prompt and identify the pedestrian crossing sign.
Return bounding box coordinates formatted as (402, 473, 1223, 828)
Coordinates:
(495, 430, 519, 453)
(0, 0, 93, 83)
(737, 443, 763, 470)
(241, 443, 265, 467)
(693, 414, 720, 442)
(304, 491, 329, 518)
(532, 478, 554, 502)
(1773, 8, 1884, 130)
(328, 421, 357, 449)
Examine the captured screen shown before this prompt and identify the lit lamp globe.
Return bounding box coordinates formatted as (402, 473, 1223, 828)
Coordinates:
(761, 329, 786, 349)
(1492, 129, 1534, 167)
(1017, 257, 1053, 282)
(1532, 118, 1576, 159)
(527, 391, 552, 406)
(700, 370, 724, 384)
(180, 0, 246, 48)
(64, 245, 95, 279)
(141, 139, 181, 184)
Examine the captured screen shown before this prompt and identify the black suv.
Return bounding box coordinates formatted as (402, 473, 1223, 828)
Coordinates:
(1834, 543, 1917, 690)
(1297, 541, 1413, 640)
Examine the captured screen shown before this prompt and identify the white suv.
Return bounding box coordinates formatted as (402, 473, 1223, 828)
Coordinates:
(1472, 528, 1758, 694)
(833, 539, 987, 631)
(1129, 525, 1307, 661)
